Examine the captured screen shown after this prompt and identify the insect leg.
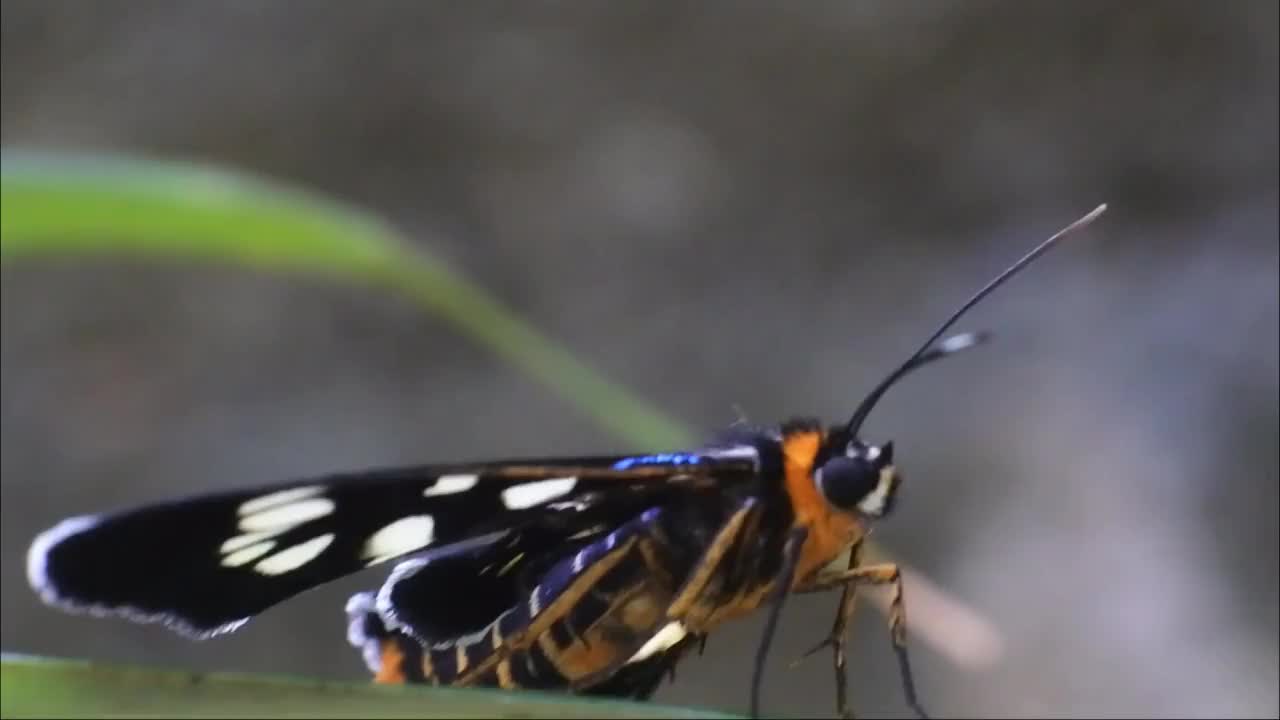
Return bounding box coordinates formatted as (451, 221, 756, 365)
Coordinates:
(750, 525, 809, 720)
(789, 537, 865, 718)
(795, 562, 928, 719)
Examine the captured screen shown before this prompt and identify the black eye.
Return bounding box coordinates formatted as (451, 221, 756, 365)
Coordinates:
(815, 456, 879, 510)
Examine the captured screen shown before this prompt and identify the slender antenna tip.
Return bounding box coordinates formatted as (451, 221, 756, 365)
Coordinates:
(1069, 203, 1108, 233)
(937, 331, 991, 353)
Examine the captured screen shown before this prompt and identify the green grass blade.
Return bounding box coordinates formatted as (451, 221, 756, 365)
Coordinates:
(0, 149, 694, 450)
(0, 654, 738, 719)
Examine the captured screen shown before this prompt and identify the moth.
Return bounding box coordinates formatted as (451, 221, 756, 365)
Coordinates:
(26, 204, 1107, 718)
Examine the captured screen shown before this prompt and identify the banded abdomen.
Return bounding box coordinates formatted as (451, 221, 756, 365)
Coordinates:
(346, 499, 747, 697)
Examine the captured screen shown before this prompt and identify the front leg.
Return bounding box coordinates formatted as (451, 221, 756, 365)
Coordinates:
(795, 559, 929, 720)
(789, 538, 865, 719)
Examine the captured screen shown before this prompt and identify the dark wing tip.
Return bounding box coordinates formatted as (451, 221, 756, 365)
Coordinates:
(26, 513, 248, 639)
(27, 514, 100, 604)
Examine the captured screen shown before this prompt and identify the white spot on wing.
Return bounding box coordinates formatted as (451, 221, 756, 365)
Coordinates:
(238, 498, 335, 532)
(253, 533, 334, 575)
(628, 621, 688, 664)
(572, 549, 587, 573)
(237, 486, 324, 516)
(220, 530, 278, 554)
(363, 515, 436, 565)
(424, 474, 477, 497)
(500, 477, 577, 510)
(220, 540, 278, 568)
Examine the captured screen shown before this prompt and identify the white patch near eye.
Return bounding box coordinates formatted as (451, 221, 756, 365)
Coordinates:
(362, 515, 435, 565)
(628, 621, 688, 664)
(238, 498, 335, 532)
(220, 540, 277, 568)
(253, 533, 334, 575)
(500, 477, 577, 509)
(424, 474, 477, 497)
(864, 446, 881, 461)
(237, 486, 324, 516)
(857, 468, 896, 516)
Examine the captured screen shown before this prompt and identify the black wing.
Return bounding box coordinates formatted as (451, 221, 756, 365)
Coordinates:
(27, 448, 759, 638)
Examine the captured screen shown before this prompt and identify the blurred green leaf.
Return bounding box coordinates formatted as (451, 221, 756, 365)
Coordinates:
(0, 148, 695, 450)
(0, 654, 739, 719)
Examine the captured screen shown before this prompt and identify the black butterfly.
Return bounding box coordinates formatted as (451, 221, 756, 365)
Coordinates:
(26, 205, 1106, 718)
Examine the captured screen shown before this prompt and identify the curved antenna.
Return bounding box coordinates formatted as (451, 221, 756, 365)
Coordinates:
(845, 204, 1108, 437)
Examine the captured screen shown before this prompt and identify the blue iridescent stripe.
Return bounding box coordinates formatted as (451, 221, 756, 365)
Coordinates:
(611, 452, 704, 470)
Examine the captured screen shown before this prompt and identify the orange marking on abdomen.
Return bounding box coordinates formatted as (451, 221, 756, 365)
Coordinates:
(781, 429, 862, 584)
(374, 639, 408, 684)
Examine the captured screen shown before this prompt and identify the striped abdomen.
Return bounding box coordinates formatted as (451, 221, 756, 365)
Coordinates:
(350, 504, 711, 696)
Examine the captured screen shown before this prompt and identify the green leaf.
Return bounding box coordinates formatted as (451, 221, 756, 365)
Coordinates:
(0, 148, 695, 450)
(0, 654, 739, 719)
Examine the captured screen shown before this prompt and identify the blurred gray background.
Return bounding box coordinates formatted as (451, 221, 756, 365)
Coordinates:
(2, 2, 1276, 718)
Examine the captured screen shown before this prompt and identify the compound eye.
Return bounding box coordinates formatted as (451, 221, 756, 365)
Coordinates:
(815, 456, 879, 511)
